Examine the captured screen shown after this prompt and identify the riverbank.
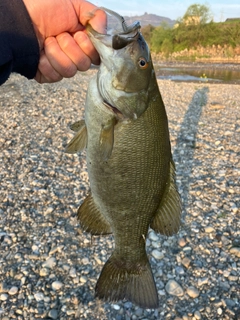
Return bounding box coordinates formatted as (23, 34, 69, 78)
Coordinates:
(0, 72, 239, 319)
(152, 45, 240, 64)
(152, 61, 240, 84)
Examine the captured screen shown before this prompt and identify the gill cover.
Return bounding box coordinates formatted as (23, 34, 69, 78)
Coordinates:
(86, 8, 154, 120)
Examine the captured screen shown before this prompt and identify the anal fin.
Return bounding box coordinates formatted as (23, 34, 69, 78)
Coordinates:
(65, 120, 87, 154)
(150, 159, 182, 236)
(78, 194, 112, 235)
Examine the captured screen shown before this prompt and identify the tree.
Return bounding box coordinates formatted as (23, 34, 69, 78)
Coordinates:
(182, 4, 212, 25)
(141, 24, 155, 46)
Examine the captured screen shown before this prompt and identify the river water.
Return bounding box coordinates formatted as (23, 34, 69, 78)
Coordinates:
(154, 62, 240, 84)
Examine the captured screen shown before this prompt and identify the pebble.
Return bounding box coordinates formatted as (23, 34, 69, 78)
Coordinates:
(39, 267, 50, 277)
(52, 281, 63, 291)
(229, 247, 240, 258)
(148, 231, 159, 241)
(152, 249, 164, 260)
(0, 73, 239, 320)
(182, 257, 191, 268)
(194, 311, 201, 319)
(42, 257, 57, 269)
(198, 277, 208, 286)
(8, 286, 18, 295)
(0, 294, 8, 301)
(80, 276, 87, 284)
(187, 286, 200, 298)
(34, 292, 44, 301)
(112, 304, 121, 311)
(165, 280, 184, 296)
(69, 267, 77, 277)
(48, 309, 58, 319)
(205, 226, 215, 233)
(178, 237, 187, 247)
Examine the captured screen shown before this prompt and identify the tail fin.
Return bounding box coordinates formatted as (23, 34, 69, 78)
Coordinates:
(95, 252, 158, 309)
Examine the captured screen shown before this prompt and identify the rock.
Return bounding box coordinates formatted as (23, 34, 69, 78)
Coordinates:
(39, 267, 50, 277)
(178, 237, 187, 247)
(112, 304, 121, 310)
(194, 311, 201, 319)
(42, 257, 57, 269)
(186, 286, 200, 298)
(165, 280, 184, 297)
(229, 247, 240, 258)
(182, 257, 191, 268)
(152, 249, 164, 260)
(198, 277, 208, 286)
(34, 292, 44, 301)
(69, 267, 77, 278)
(80, 276, 87, 284)
(217, 308, 223, 315)
(148, 231, 159, 241)
(51, 281, 63, 291)
(205, 226, 215, 233)
(8, 286, 18, 295)
(0, 293, 8, 301)
(48, 309, 58, 319)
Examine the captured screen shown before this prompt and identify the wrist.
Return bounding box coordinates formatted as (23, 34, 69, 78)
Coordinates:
(22, 0, 44, 50)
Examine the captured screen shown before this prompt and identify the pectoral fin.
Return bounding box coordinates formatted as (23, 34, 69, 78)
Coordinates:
(99, 118, 116, 161)
(70, 119, 85, 132)
(78, 193, 112, 235)
(150, 159, 182, 236)
(65, 120, 87, 154)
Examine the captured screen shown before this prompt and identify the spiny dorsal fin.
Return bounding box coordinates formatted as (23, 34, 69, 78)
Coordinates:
(78, 194, 112, 235)
(65, 120, 87, 154)
(99, 118, 116, 161)
(150, 159, 182, 236)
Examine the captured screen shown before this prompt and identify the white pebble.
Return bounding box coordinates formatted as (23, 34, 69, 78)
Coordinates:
(34, 292, 44, 301)
(80, 276, 87, 284)
(42, 257, 56, 269)
(0, 293, 8, 301)
(165, 280, 184, 296)
(8, 286, 18, 295)
(52, 281, 63, 291)
(152, 249, 164, 260)
(112, 304, 120, 310)
(148, 231, 159, 241)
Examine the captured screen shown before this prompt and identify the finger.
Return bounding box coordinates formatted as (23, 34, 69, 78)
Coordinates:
(77, 2, 107, 33)
(44, 36, 78, 78)
(74, 31, 100, 65)
(56, 32, 93, 70)
(35, 52, 63, 83)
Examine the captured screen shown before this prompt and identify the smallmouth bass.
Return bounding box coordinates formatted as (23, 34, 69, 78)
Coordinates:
(66, 8, 182, 309)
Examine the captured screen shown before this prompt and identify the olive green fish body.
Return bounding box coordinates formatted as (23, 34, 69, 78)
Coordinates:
(66, 8, 181, 308)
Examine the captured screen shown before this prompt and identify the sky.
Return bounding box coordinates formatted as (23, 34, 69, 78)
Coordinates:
(94, 0, 240, 22)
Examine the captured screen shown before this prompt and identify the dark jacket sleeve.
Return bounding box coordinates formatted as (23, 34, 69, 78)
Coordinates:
(0, 0, 40, 85)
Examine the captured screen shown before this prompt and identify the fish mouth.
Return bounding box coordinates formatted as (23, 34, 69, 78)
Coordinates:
(87, 7, 141, 50)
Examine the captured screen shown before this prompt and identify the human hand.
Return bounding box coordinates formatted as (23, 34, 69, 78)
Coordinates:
(22, 0, 106, 83)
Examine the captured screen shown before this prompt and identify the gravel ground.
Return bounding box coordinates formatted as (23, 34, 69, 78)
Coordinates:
(0, 70, 239, 320)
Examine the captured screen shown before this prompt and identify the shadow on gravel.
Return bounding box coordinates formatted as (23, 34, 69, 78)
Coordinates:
(173, 87, 209, 213)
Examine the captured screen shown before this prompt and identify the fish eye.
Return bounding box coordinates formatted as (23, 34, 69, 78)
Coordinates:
(138, 57, 148, 69)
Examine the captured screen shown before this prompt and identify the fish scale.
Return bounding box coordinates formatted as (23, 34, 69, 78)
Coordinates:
(66, 7, 182, 309)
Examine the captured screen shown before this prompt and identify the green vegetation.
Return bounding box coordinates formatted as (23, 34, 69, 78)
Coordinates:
(141, 3, 240, 55)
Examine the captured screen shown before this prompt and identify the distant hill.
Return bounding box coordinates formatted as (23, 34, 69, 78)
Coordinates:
(124, 12, 176, 28)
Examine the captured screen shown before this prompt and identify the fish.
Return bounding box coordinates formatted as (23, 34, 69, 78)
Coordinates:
(66, 8, 182, 309)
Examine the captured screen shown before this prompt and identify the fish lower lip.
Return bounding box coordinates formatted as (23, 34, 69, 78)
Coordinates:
(103, 100, 123, 118)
